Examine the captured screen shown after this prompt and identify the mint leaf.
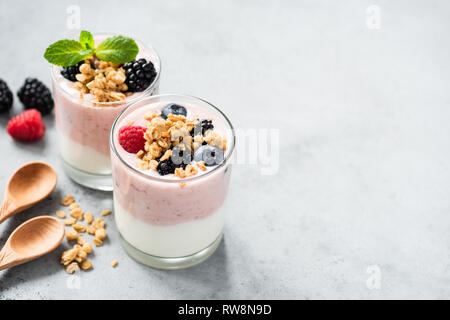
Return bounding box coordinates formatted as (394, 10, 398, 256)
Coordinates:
(44, 39, 94, 67)
(95, 36, 139, 64)
(79, 30, 94, 50)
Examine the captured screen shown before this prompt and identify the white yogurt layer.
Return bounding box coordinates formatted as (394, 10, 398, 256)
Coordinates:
(59, 132, 112, 174)
(114, 197, 226, 257)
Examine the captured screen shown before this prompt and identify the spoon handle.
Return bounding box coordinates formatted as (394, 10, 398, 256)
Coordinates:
(0, 244, 21, 271)
(0, 199, 16, 224)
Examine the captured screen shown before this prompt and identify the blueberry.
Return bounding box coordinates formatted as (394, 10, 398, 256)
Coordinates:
(161, 104, 187, 119)
(194, 145, 224, 166)
(170, 145, 191, 166)
(157, 159, 175, 175)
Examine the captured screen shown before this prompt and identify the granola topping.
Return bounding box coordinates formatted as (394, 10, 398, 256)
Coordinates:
(66, 54, 157, 104)
(72, 58, 129, 103)
(128, 107, 227, 179)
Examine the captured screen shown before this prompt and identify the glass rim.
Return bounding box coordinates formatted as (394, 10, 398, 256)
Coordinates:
(50, 32, 161, 108)
(110, 93, 236, 183)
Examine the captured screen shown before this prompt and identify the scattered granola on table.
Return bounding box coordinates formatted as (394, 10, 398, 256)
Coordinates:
(58, 195, 114, 274)
(70, 207, 83, 221)
(64, 218, 76, 226)
(56, 210, 66, 218)
(65, 230, 78, 241)
(101, 209, 111, 216)
(61, 195, 74, 206)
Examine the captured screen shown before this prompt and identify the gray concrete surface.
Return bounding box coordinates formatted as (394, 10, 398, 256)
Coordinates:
(1, 0, 450, 299)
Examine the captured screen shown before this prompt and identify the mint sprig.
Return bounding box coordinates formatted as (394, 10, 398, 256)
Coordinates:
(79, 30, 94, 50)
(44, 40, 94, 67)
(44, 31, 139, 67)
(95, 36, 139, 64)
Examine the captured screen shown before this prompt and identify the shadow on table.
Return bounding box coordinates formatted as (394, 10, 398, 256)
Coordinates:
(143, 237, 232, 299)
(0, 245, 67, 292)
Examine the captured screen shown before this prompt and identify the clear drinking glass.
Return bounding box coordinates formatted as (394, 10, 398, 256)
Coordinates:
(51, 33, 161, 191)
(110, 94, 235, 269)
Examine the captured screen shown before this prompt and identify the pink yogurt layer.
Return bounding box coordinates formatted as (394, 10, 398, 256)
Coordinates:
(52, 36, 160, 156)
(111, 101, 233, 226)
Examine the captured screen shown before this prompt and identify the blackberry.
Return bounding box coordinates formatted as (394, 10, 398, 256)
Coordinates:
(0, 79, 13, 112)
(60, 61, 83, 82)
(190, 119, 214, 136)
(17, 78, 54, 115)
(123, 58, 157, 92)
(156, 146, 191, 176)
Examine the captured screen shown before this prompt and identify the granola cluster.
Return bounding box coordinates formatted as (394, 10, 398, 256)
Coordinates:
(58, 195, 117, 274)
(135, 112, 226, 179)
(136, 112, 193, 168)
(73, 57, 130, 103)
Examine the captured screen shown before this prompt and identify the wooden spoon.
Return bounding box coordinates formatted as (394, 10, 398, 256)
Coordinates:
(0, 162, 57, 224)
(0, 216, 64, 270)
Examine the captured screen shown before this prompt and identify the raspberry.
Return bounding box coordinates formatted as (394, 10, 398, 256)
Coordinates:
(118, 125, 146, 153)
(7, 109, 46, 141)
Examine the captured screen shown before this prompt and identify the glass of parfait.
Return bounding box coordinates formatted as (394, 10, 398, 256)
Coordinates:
(110, 94, 235, 269)
(50, 33, 161, 191)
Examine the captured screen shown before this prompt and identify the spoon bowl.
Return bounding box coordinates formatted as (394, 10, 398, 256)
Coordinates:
(0, 162, 57, 223)
(0, 216, 64, 270)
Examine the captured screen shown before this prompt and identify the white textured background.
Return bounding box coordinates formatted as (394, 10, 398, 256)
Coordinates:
(0, 0, 450, 299)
